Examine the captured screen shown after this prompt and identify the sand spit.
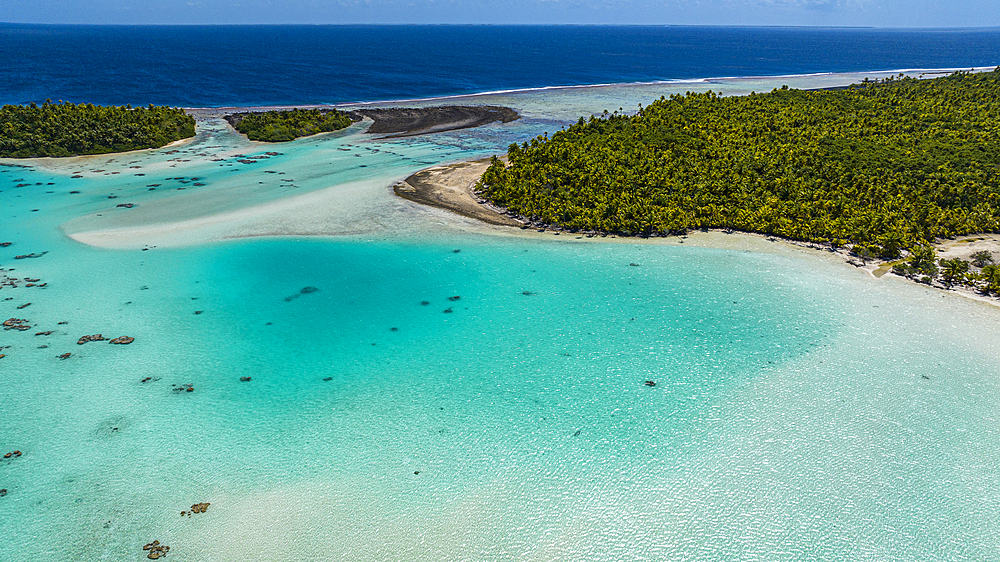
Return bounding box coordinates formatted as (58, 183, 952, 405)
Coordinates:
(396, 159, 1000, 309)
(65, 178, 393, 249)
(394, 159, 521, 227)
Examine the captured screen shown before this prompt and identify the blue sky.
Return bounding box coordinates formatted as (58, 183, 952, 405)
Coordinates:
(3, 0, 997, 27)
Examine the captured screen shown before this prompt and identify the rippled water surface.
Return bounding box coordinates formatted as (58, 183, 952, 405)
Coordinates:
(2, 73, 1000, 561)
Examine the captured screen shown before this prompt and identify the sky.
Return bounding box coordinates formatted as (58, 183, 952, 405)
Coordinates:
(2, 0, 998, 27)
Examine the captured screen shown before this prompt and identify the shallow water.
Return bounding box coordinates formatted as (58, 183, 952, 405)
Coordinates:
(2, 72, 1000, 561)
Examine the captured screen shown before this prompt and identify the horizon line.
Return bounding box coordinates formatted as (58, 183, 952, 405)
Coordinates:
(4, 22, 1000, 30)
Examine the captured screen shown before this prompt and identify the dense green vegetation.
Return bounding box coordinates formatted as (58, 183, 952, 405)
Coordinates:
(479, 70, 1000, 258)
(0, 101, 195, 158)
(226, 108, 353, 142)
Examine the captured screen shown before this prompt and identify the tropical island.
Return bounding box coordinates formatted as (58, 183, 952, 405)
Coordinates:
(0, 101, 194, 158)
(224, 105, 519, 141)
(476, 70, 1000, 267)
(456, 70, 1000, 295)
(223, 108, 355, 141)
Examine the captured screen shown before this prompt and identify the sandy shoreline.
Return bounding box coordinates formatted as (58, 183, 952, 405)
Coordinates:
(397, 159, 1000, 308)
(394, 159, 521, 227)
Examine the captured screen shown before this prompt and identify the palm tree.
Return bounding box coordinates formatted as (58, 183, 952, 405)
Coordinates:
(971, 250, 994, 268)
(909, 244, 937, 275)
(939, 258, 969, 286)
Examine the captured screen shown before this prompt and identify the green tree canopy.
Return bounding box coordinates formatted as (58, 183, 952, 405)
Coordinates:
(0, 101, 195, 158)
(479, 70, 1000, 257)
(226, 108, 353, 142)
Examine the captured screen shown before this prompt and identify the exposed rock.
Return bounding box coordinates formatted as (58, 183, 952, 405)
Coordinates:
(77, 334, 108, 345)
(644, 381, 656, 387)
(58, 352, 71, 360)
(3, 318, 30, 331)
(351, 105, 519, 138)
(143, 541, 169, 559)
(109, 336, 135, 345)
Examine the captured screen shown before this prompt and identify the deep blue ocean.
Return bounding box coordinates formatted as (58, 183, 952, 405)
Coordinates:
(2, 24, 1000, 107)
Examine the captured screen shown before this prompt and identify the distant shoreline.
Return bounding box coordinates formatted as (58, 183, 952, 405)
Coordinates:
(221, 105, 519, 140)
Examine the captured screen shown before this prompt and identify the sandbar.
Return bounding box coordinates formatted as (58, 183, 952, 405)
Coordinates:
(395, 159, 522, 227)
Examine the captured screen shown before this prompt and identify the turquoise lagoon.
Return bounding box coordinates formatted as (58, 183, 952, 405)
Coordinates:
(2, 72, 1000, 561)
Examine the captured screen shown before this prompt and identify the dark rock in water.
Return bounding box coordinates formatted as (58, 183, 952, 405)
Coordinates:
(629, 263, 640, 267)
(300, 286, 319, 294)
(573, 429, 582, 437)
(17, 303, 30, 309)
(78, 334, 108, 345)
(390, 327, 399, 332)
(116, 203, 135, 208)
(143, 541, 169, 559)
(452, 249, 461, 253)
(0, 489, 6, 497)
(443, 307, 453, 313)
(109, 336, 134, 345)
(194, 310, 203, 315)
(58, 352, 71, 359)
(189, 502, 210, 514)
(420, 301, 430, 306)
(0, 242, 10, 247)
(448, 295, 461, 301)
(3, 318, 30, 331)
(14, 252, 47, 260)
(644, 380, 656, 387)
(322, 377, 333, 381)
(350, 105, 519, 138)
(522, 291, 534, 296)
(239, 376, 251, 382)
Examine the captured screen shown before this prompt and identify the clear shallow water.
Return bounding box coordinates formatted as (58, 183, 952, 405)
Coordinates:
(2, 71, 1000, 561)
